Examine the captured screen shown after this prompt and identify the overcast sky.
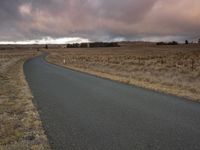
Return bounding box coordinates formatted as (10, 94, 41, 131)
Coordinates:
(0, 0, 200, 43)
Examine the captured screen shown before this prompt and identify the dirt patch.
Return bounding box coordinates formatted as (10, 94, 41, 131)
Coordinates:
(0, 50, 50, 150)
(46, 43, 200, 101)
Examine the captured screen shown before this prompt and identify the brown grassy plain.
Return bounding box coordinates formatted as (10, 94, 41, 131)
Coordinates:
(47, 42, 200, 101)
(0, 49, 50, 150)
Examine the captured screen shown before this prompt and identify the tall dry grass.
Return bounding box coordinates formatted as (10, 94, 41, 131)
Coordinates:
(47, 43, 200, 101)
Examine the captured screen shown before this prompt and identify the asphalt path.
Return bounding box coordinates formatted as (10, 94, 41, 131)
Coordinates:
(24, 54, 200, 150)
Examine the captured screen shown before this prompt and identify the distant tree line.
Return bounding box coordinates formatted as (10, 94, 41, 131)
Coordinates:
(157, 39, 200, 45)
(66, 42, 120, 48)
(156, 41, 178, 45)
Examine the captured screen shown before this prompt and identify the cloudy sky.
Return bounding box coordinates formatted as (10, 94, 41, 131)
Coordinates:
(0, 0, 200, 44)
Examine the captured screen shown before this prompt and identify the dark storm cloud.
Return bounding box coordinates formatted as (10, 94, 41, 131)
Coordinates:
(0, 0, 200, 42)
(0, 0, 23, 40)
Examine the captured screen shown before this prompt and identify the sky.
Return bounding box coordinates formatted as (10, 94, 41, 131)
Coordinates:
(0, 0, 200, 44)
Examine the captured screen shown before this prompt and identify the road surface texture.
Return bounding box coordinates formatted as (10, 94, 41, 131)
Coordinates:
(24, 54, 200, 150)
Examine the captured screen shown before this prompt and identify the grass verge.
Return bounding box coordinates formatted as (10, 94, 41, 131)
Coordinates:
(0, 51, 50, 150)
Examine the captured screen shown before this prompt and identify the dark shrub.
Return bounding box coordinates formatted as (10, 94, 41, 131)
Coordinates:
(156, 42, 166, 45)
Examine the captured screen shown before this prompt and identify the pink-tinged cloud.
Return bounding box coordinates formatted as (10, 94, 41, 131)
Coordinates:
(0, 0, 200, 42)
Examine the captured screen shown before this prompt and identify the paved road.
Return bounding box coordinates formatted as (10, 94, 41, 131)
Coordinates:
(24, 54, 200, 150)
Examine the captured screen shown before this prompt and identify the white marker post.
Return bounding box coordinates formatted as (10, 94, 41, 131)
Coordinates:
(63, 59, 66, 64)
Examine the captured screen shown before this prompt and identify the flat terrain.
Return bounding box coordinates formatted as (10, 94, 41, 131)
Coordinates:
(24, 54, 200, 150)
(0, 50, 50, 149)
(47, 43, 200, 101)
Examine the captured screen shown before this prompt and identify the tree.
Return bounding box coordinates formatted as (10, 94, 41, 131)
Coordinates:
(185, 40, 189, 44)
(45, 44, 48, 49)
(198, 39, 200, 44)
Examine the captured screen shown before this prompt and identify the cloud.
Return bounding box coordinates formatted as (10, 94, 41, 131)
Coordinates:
(0, 37, 90, 44)
(19, 3, 32, 16)
(0, 0, 200, 43)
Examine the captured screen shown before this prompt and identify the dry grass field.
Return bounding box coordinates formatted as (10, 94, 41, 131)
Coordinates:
(0, 49, 50, 150)
(47, 43, 200, 101)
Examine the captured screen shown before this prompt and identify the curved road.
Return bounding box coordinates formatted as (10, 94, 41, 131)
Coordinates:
(24, 54, 200, 150)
